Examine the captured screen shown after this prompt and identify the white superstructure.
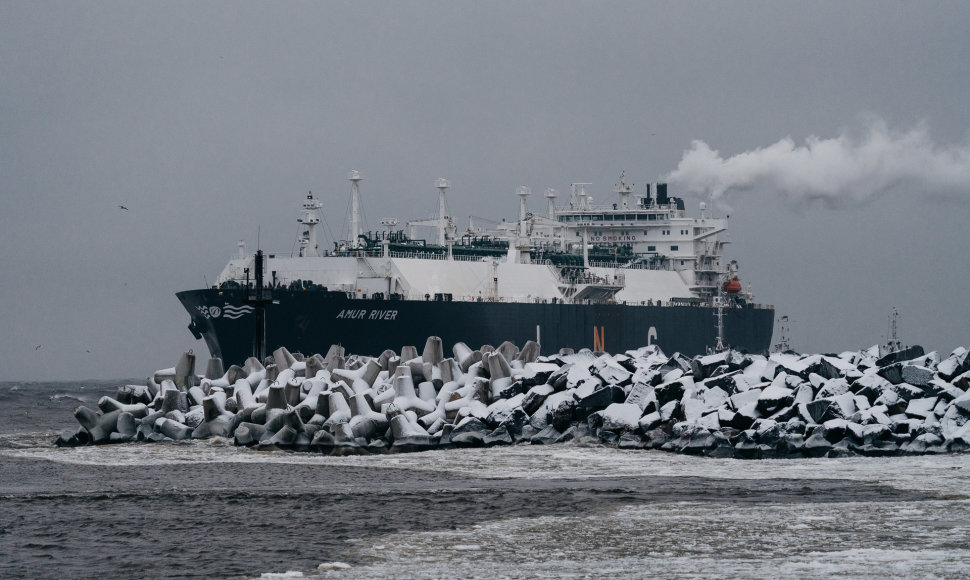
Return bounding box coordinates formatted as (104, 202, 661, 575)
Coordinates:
(215, 174, 753, 307)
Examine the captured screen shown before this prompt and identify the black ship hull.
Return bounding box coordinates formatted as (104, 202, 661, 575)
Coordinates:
(177, 288, 774, 365)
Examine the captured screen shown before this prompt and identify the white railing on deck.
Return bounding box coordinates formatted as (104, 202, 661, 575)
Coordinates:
(387, 251, 492, 262)
(588, 260, 672, 271)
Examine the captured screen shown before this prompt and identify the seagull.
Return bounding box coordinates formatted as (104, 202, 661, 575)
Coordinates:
(118, 205, 129, 211)
(34, 344, 42, 350)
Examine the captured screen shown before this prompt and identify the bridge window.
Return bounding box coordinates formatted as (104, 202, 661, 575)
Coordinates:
(671, 245, 679, 251)
(647, 245, 656, 251)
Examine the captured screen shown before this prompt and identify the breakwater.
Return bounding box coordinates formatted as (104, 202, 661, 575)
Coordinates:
(57, 339, 970, 458)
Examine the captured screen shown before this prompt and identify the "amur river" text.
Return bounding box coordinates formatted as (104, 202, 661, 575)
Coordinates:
(335, 309, 399, 320)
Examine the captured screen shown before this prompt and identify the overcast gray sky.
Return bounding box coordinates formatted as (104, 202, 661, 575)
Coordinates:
(2, 1, 970, 380)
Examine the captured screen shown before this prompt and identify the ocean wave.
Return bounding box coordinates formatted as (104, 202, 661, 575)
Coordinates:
(48, 394, 88, 403)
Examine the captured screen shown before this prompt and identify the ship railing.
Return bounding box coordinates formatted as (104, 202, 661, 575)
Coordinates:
(387, 250, 499, 263)
(331, 289, 774, 310)
(554, 203, 685, 214)
(588, 260, 672, 271)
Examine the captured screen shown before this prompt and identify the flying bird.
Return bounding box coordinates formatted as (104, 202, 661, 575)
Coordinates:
(118, 205, 129, 211)
(34, 344, 42, 350)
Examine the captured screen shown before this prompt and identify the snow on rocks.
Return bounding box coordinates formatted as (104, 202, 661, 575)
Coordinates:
(56, 342, 970, 459)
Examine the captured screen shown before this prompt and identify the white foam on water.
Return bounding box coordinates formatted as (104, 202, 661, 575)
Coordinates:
(302, 499, 970, 579)
(315, 562, 350, 570)
(5, 438, 969, 579)
(4, 442, 970, 495)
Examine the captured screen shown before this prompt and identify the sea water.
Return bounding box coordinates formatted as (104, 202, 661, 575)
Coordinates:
(2, 380, 969, 579)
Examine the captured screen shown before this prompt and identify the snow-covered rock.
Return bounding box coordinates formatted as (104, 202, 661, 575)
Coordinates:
(56, 339, 970, 460)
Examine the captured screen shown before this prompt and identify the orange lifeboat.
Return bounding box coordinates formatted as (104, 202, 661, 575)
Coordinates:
(722, 277, 742, 294)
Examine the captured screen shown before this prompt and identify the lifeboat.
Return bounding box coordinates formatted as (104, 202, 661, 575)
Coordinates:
(722, 277, 742, 294)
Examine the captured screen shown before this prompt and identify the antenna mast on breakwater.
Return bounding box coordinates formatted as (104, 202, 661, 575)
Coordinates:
(886, 307, 902, 353)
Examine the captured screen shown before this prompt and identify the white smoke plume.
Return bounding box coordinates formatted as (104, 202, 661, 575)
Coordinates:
(666, 118, 970, 207)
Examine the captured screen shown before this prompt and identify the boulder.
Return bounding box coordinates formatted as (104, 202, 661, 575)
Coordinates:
(576, 385, 625, 412)
(598, 403, 643, 433)
(756, 383, 794, 415)
(682, 429, 716, 455)
(450, 417, 488, 446)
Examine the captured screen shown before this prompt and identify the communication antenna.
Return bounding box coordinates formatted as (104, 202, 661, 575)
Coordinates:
(712, 273, 730, 353)
(886, 307, 902, 353)
(773, 315, 791, 352)
(713, 293, 727, 352)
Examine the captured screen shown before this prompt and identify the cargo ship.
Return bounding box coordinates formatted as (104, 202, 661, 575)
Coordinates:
(177, 171, 773, 364)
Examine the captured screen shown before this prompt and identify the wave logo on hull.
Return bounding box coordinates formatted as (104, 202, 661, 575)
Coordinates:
(222, 304, 254, 319)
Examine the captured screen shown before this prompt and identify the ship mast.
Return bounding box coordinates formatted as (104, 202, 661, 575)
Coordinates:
(244, 249, 272, 360)
(436, 178, 450, 246)
(517, 186, 530, 237)
(614, 171, 633, 209)
(544, 188, 557, 219)
(713, 290, 727, 352)
(570, 183, 591, 210)
(297, 192, 323, 257)
(712, 266, 731, 352)
(348, 170, 363, 249)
